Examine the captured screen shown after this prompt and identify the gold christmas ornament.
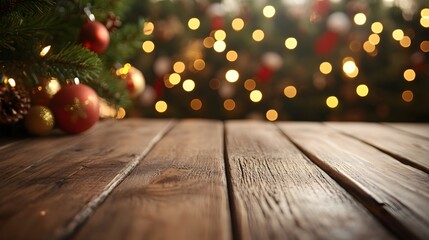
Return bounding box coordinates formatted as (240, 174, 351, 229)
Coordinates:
(24, 105, 54, 136)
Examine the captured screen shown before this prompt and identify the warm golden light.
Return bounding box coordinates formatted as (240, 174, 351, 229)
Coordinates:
(116, 107, 126, 119)
(420, 41, 429, 52)
(402, 90, 413, 102)
(421, 8, 429, 17)
(143, 22, 154, 35)
(283, 86, 297, 98)
(285, 37, 298, 50)
(155, 101, 168, 113)
(188, 18, 200, 30)
(266, 109, 278, 121)
(403, 69, 416, 81)
(363, 41, 376, 53)
(368, 34, 380, 45)
(354, 13, 367, 25)
(343, 59, 357, 75)
(319, 62, 332, 74)
(224, 99, 236, 111)
(173, 61, 186, 73)
(244, 79, 256, 91)
(226, 50, 238, 62)
(213, 40, 226, 52)
(252, 29, 265, 42)
(40, 45, 51, 57)
(392, 29, 404, 41)
(214, 30, 226, 41)
(250, 90, 263, 102)
(371, 22, 383, 33)
(142, 41, 155, 53)
(193, 59, 206, 71)
(225, 69, 239, 83)
(232, 18, 245, 31)
(356, 84, 369, 97)
(169, 73, 181, 85)
(263, 5, 276, 18)
(190, 98, 202, 110)
(421, 17, 429, 28)
(400, 36, 411, 48)
(7, 78, 16, 87)
(182, 79, 195, 92)
(326, 96, 339, 108)
(203, 37, 215, 48)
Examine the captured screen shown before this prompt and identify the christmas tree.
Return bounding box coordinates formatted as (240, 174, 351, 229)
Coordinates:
(0, 0, 146, 135)
(133, 0, 429, 122)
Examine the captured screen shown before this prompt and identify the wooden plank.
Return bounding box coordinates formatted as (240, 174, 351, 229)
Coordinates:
(225, 121, 393, 240)
(0, 121, 112, 182)
(326, 122, 429, 174)
(384, 123, 429, 140)
(0, 119, 173, 240)
(278, 122, 429, 240)
(74, 120, 231, 240)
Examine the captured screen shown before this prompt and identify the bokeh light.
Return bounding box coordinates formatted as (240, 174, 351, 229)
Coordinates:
(266, 109, 278, 121)
(155, 101, 168, 113)
(283, 86, 297, 98)
(326, 96, 339, 108)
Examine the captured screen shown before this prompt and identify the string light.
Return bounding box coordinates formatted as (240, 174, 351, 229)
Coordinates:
(193, 59, 205, 71)
(214, 30, 226, 41)
(402, 90, 413, 102)
(155, 101, 168, 113)
(356, 84, 369, 97)
(231, 18, 244, 31)
(116, 107, 126, 119)
(319, 62, 332, 74)
(283, 86, 297, 98)
(400, 36, 411, 48)
(224, 99, 236, 111)
(403, 69, 416, 81)
(142, 40, 155, 53)
(173, 61, 186, 73)
(266, 109, 278, 121)
(354, 13, 367, 25)
(203, 37, 215, 48)
(420, 41, 429, 52)
(182, 79, 195, 92)
(190, 98, 202, 110)
(392, 29, 404, 41)
(213, 40, 226, 52)
(250, 90, 263, 102)
(226, 50, 238, 62)
(225, 69, 239, 83)
(326, 96, 339, 108)
(371, 22, 383, 33)
(368, 34, 380, 45)
(263, 5, 276, 18)
(363, 41, 376, 53)
(252, 29, 264, 42)
(169, 73, 181, 85)
(143, 22, 154, 35)
(285, 37, 297, 50)
(342, 58, 359, 78)
(188, 18, 200, 30)
(40, 45, 51, 57)
(244, 79, 256, 91)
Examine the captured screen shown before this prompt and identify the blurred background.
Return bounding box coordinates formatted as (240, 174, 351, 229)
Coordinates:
(130, 0, 429, 121)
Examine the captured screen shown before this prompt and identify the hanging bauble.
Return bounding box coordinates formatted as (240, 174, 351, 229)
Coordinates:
(24, 105, 54, 136)
(120, 66, 145, 99)
(314, 31, 339, 55)
(30, 77, 61, 106)
(327, 12, 351, 35)
(0, 85, 31, 124)
(80, 20, 110, 54)
(51, 84, 99, 134)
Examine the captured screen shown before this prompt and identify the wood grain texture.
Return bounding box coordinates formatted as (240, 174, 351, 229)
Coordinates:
(0, 119, 173, 240)
(74, 120, 231, 240)
(326, 122, 429, 174)
(385, 123, 429, 140)
(225, 121, 393, 240)
(278, 122, 429, 240)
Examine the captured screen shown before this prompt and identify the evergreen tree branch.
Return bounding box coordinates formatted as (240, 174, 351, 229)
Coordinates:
(0, 0, 54, 15)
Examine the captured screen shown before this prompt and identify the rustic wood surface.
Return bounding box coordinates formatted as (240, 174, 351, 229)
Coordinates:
(0, 119, 428, 240)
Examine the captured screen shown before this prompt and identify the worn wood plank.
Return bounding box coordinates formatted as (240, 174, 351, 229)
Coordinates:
(0, 119, 173, 240)
(326, 122, 429, 174)
(278, 122, 429, 240)
(74, 120, 231, 240)
(385, 123, 429, 140)
(225, 121, 393, 240)
(0, 121, 112, 182)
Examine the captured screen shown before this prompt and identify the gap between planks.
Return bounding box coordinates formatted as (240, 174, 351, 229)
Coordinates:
(54, 120, 176, 240)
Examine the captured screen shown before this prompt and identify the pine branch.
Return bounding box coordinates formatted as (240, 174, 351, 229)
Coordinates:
(0, 0, 54, 15)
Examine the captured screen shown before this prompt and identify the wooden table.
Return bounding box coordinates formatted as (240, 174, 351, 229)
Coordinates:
(1, 119, 428, 240)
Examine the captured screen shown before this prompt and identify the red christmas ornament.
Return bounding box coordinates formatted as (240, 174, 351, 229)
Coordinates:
(51, 84, 100, 134)
(256, 65, 274, 83)
(315, 31, 339, 56)
(80, 20, 110, 54)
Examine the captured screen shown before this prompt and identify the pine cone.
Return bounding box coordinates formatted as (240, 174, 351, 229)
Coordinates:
(0, 86, 31, 124)
(104, 12, 122, 32)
